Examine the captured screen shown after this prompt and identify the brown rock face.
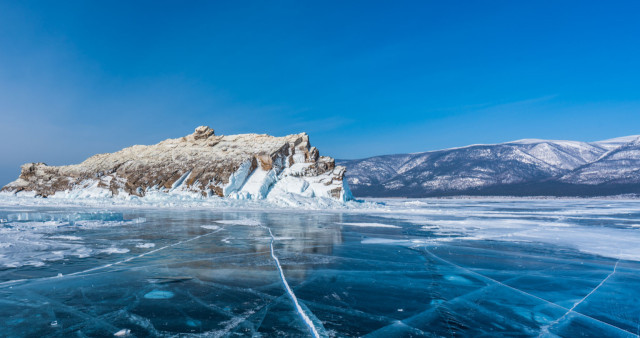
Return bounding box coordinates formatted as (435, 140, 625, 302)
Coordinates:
(2, 126, 351, 201)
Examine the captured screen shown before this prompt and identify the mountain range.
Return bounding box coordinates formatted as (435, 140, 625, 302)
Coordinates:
(338, 135, 640, 197)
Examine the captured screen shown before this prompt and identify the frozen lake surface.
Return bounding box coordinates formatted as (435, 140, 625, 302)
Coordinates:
(1, 199, 640, 337)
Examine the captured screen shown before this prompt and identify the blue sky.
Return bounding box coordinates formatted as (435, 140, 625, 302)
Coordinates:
(1, 1, 640, 185)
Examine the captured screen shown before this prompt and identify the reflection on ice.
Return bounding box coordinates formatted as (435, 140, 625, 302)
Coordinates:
(0, 200, 639, 336)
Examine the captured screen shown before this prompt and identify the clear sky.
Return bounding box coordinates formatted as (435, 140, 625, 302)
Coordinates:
(1, 1, 639, 185)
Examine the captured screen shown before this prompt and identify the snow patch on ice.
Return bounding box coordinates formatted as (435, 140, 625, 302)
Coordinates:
(361, 238, 409, 244)
(48, 235, 82, 241)
(113, 328, 131, 336)
(339, 222, 401, 228)
(200, 225, 221, 230)
(143, 290, 174, 300)
(101, 247, 130, 255)
(403, 200, 430, 207)
(445, 274, 474, 285)
(214, 219, 262, 226)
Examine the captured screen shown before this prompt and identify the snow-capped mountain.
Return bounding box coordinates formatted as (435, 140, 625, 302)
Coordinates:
(339, 136, 640, 197)
(560, 137, 640, 185)
(2, 126, 353, 203)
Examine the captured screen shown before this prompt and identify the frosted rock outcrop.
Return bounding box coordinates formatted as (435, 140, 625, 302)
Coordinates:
(2, 126, 353, 202)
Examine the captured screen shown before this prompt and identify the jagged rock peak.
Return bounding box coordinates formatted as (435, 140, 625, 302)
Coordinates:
(2, 127, 353, 202)
(193, 126, 215, 139)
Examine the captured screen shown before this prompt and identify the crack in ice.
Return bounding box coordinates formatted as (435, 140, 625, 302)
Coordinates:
(420, 248, 636, 337)
(264, 225, 321, 338)
(19, 289, 121, 334)
(539, 260, 621, 337)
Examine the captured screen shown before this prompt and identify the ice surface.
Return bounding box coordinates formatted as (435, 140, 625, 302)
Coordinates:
(0, 212, 146, 268)
(0, 199, 639, 336)
(372, 199, 640, 262)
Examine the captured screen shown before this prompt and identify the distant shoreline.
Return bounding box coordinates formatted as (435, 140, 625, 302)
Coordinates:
(360, 194, 640, 200)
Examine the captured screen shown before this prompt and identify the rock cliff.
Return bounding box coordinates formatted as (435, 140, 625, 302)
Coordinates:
(2, 126, 353, 202)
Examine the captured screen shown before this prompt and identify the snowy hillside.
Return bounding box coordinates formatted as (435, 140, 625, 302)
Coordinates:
(561, 137, 640, 185)
(339, 136, 640, 197)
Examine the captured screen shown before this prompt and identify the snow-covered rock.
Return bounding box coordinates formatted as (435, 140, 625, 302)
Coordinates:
(2, 126, 353, 202)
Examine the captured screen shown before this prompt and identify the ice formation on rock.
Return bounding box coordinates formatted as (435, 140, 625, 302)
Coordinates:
(2, 126, 353, 202)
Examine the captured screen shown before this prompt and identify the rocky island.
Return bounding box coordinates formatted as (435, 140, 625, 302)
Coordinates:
(2, 126, 353, 202)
